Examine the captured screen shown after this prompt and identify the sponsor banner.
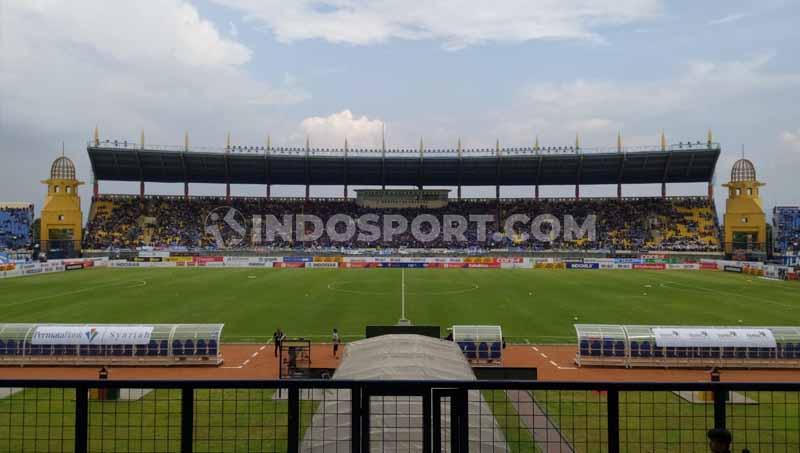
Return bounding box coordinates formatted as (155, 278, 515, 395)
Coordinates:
(139, 250, 170, 258)
(258, 256, 282, 263)
(0, 263, 15, 271)
(641, 254, 668, 260)
(193, 256, 224, 266)
(167, 256, 194, 263)
(65, 263, 84, 271)
(633, 263, 666, 270)
(378, 262, 425, 268)
(204, 262, 225, 268)
(788, 272, 798, 281)
(700, 262, 719, 270)
(566, 262, 599, 270)
(424, 263, 444, 269)
(599, 263, 615, 269)
(653, 328, 776, 348)
(283, 256, 313, 263)
(305, 262, 338, 269)
(724, 265, 743, 273)
(31, 325, 154, 345)
(496, 257, 524, 264)
(111, 261, 139, 268)
(465, 263, 500, 268)
(445, 263, 468, 269)
(223, 256, 253, 264)
(614, 258, 643, 264)
(132, 256, 163, 263)
(313, 256, 342, 263)
(464, 257, 498, 265)
(584, 258, 615, 264)
(274, 262, 305, 269)
(534, 262, 566, 269)
(500, 262, 532, 269)
(666, 263, 700, 270)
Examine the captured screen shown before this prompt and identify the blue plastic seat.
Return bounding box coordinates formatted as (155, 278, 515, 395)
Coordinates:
(590, 340, 601, 357)
(614, 341, 625, 357)
(787, 343, 796, 359)
(0, 339, 5, 355)
(113, 344, 124, 356)
(64, 345, 77, 356)
(478, 342, 490, 359)
(54, 344, 65, 356)
(184, 339, 195, 356)
(735, 348, 747, 359)
(630, 341, 640, 357)
(208, 339, 218, 356)
(639, 341, 651, 358)
(653, 346, 663, 357)
(579, 340, 589, 356)
(602, 339, 613, 357)
(490, 342, 502, 360)
(7, 340, 18, 355)
(172, 340, 184, 356)
(89, 344, 101, 356)
(196, 339, 207, 355)
(666, 347, 676, 358)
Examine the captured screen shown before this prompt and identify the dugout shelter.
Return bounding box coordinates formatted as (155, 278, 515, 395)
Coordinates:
(576, 324, 800, 369)
(0, 323, 223, 366)
(452, 325, 503, 365)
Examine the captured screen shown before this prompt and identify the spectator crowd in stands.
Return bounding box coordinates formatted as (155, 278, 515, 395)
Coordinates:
(0, 205, 34, 250)
(84, 195, 721, 252)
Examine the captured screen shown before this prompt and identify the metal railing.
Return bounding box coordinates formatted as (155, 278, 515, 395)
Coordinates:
(1, 378, 798, 452)
(88, 139, 720, 158)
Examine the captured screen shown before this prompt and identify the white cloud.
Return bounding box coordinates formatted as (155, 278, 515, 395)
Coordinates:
(213, 0, 661, 49)
(708, 12, 748, 26)
(229, 21, 239, 37)
(516, 52, 800, 140)
(299, 110, 385, 147)
(0, 0, 311, 208)
(783, 129, 800, 151)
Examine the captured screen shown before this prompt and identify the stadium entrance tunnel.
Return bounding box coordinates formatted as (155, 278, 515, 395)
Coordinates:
(301, 334, 509, 452)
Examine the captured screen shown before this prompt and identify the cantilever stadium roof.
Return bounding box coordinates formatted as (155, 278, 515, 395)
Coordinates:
(88, 141, 720, 186)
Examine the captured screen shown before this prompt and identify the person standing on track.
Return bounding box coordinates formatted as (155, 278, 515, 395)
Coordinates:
(273, 328, 284, 357)
(332, 328, 340, 358)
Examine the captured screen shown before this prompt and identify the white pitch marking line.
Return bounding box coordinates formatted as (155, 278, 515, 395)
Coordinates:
(557, 366, 578, 370)
(242, 359, 250, 366)
(250, 352, 259, 358)
(531, 346, 539, 352)
(549, 360, 559, 367)
(259, 345, 266, 351)
(221, 366, 243, 369)
(540, 353, 548, 359)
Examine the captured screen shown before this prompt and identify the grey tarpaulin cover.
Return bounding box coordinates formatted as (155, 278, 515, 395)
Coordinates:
(300, 334, 508, 452)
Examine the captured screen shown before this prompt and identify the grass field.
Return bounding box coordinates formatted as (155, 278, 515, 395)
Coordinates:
(1, 268, 799, 342)
(1, 268, 800, 452)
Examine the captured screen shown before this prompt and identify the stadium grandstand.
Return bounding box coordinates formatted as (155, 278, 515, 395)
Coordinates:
(774, 206, 800, 255)
(84, 133, 721, 252)
(0, 202, 33, 250)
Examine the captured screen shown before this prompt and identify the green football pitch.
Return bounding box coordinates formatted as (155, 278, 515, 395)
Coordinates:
(1, 267, 799, 342)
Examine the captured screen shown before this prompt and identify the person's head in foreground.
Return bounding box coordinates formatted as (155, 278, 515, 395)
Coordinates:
(707, 428, 732, 453)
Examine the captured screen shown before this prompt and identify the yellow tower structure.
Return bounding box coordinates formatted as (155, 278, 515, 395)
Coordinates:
(40, 155, 84, 256)
(722, 158, 766, 255)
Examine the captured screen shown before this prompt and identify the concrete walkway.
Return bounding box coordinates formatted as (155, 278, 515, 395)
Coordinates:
(506, 390, 574, 453)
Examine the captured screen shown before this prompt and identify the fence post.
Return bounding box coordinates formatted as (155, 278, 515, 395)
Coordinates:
(607, 389, 620, 453)
(74, 385, 88, 453)
(181, 386, 194, 453)
(713, 385, 727, 429)
(455, 388, 469, 453)
(351, 385, 362, 453)
(288, 386, 300, 453)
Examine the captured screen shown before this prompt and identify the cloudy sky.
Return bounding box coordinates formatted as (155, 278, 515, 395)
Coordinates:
(1, 0, 798, 216)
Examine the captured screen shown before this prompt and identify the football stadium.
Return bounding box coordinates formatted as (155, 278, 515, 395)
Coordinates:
(1, 130, 799, 453)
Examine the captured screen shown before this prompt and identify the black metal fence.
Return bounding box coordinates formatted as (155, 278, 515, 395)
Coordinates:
(1, 379, 799, 452)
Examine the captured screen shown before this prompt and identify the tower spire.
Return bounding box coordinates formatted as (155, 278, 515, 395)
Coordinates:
(226, 132, 231, 151)
(707, 129, 713, 146)
(534, 136, 540, 152)
(184, 131, 189, 151)
(419, 137, 424, 157)
(575, 133, 580, 151)
(617, 131, 623, 153)
(93, 126, 99, 146)
(660, 130, 667, 151)
(140, 129, 145, 150)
